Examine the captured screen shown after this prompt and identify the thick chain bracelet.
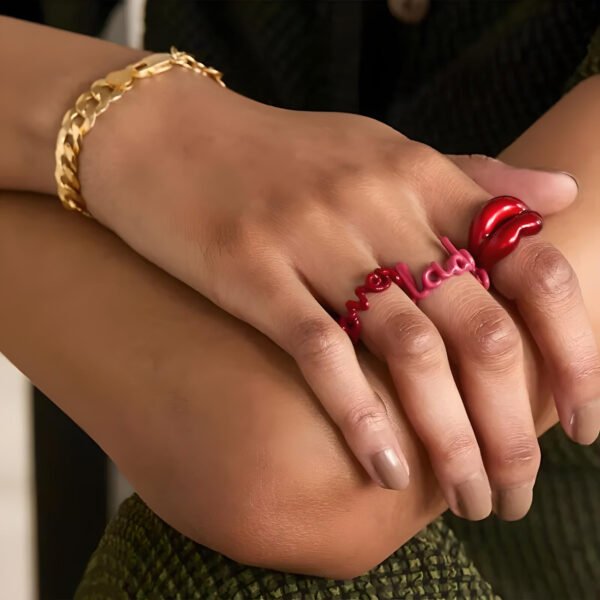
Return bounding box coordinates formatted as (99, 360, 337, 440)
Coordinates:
(54, 46, 225, 217)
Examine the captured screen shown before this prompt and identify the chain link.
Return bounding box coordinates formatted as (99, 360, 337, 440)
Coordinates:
(54, 46, 225, 217)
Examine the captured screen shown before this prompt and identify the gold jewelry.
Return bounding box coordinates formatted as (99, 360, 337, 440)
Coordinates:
(54, 47, 225, 217)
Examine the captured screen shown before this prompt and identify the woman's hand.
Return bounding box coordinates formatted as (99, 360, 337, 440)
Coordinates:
(3, 75, 600, 579)
(78, 66, 599, 520)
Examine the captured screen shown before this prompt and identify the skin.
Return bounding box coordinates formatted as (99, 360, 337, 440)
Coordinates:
(1, 16, 598, 521)
(1, 74, 599, 580)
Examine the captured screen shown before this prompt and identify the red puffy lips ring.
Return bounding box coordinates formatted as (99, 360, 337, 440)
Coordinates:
(468, 196, 543, 272)
(336, 196, 542, 346)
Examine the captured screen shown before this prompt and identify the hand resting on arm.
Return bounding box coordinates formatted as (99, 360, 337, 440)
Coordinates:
(3, 16, 597, 509)
(0, 75, 599, 580)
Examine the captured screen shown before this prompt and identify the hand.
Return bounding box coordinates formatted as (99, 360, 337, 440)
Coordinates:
(79, 68, 599, 521)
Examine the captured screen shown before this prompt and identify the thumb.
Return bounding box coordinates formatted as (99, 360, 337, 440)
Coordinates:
(447, 154, 578, 215)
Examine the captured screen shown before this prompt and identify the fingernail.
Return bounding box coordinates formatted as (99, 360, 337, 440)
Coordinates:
(471, 153, 498, 162)
(555, 170, 579, 192)
(570, 399, 600, 445)
(372, 448, 410, 490)
(454, 472, 492, 520)
(492, 482, 534, 521)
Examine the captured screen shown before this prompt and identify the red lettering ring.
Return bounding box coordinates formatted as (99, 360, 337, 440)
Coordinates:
(338, 237, 489, 345)
(337, 195, 542, 345)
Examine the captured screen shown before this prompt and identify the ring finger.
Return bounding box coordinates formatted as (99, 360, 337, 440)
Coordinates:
(418, 268, 540, 520)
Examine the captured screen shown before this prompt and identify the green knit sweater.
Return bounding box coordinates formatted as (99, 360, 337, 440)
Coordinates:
(74, 7, 600, 600)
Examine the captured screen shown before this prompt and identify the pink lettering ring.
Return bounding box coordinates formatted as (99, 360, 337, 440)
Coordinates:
(338, 237, 489, 345)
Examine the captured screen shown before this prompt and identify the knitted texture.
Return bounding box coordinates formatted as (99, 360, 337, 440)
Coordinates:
(74, 426, 600, 600)
(370, 0, 600, 155)
(446, 424, 600, 600)
(567, 23, 600, 91)
(142, 0, 600, 156)
(74, 498, 498, 600)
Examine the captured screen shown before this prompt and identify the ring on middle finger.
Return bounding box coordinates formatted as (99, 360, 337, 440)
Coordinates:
(338, 236, 488, 344)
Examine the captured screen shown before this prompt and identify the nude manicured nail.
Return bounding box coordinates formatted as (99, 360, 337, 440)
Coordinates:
(454, 472, 492, 520)
(570, 399, 600, 445)
(492, 482, 533, 521)
(372, 448, 410, 490)
(556, 170, 579, 192)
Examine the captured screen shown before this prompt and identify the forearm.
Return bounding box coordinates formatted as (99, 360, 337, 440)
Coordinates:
(0, 78, 599, 579)
(0, 15, 146, 193)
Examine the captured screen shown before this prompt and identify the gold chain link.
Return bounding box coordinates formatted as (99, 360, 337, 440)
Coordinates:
(54, 46, 225, 217)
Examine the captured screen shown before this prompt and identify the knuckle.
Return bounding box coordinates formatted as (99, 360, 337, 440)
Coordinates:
(385, 315, 442, 364)
(437, 430, 480, 464)
(290, 317, 345, 364)
(327, 162, 387, 201)
(465, 306, 521, 362)
(401, 140, 444, 171)
(342, 401, 389, 434)
(386, 140, 460, 200)
(272, 196, 335, 239)
(493, 434, 540, 472)
(555, 354, 600, 388)
(376, 137, 414, 171)
(526, 245, 578, 302)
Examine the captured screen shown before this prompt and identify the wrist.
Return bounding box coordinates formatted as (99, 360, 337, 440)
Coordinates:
(0, 16, 147, 194)
(78, 62, 231, 225)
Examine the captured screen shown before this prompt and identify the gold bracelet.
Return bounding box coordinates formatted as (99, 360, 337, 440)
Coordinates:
(54, 47, 225, 218)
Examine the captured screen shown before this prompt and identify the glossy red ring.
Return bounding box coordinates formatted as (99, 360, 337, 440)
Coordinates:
(467, 195, 543, 271)
(338, 237, 489, 345)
